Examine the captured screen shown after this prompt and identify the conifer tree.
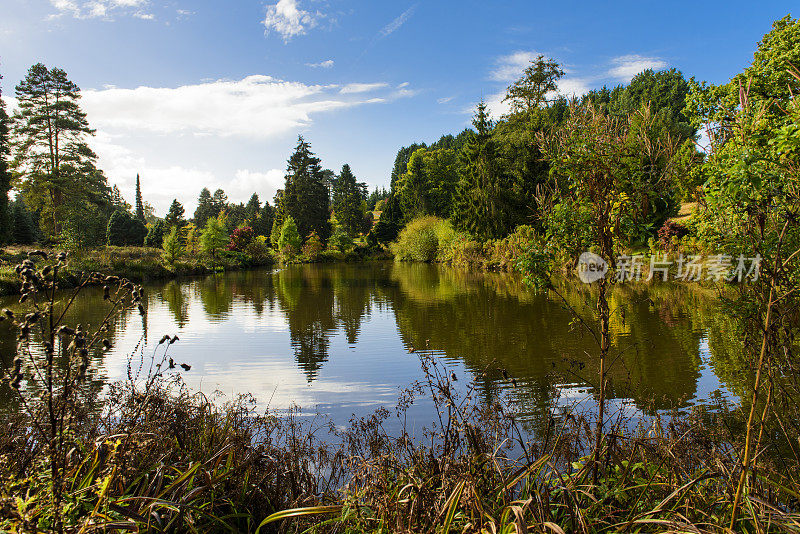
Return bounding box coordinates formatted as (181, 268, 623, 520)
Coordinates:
(452, 101, 516, 239)
(135, 174, 145, 222)
(11, 63, 111, 237)
(0, 72, 11, 244)
(193, 187, 215, 228)
(283, 136, 330, 241)
(165, 199, 186, 228)
(332, 164, 365, 236)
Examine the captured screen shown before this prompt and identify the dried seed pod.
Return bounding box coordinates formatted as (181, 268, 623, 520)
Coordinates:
(180, 363, 191, 371)
(3, 309, 13, 318)
(169, 335, 179, 344)
(18, 325, 30, 340)
(57, 326, 75, 336)
(41, 265, 52, 276)
(18, 294, 28, 304)
(137, 304, 145, 316)
(159, 334, 170, 345)
(103, 285, 110, 300)
(102, 339, 111, 350)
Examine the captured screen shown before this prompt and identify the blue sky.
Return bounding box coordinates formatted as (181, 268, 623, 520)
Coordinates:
(0, 0, 794, 213)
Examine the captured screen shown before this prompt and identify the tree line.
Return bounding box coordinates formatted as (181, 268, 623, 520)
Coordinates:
(0, 63, 382, 258)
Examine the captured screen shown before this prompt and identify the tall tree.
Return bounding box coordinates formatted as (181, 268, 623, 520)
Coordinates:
(283, 136, 330, 241)
(134, 174, 145, 222)
(452, 101, 517, 239)
(193, 187, 215, 228)
(11, 63, 111, 237)
(165, 199, 186, 227)
(332, 164, 366, 236)
(503, 55, 564, 115)
(0, 69, 11, 243)
(211, 188, 228, 215)
(245, 193, 261, 221)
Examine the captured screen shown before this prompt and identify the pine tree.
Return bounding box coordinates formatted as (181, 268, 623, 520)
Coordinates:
(0, 70, 12, 244)
(245, 193, 261, 221)
(11, 63, 111, 238)
(193, 187, 215, 228)
(11, 198, 36, 245)
(452, 101, 516, 239)
(134, 174, 145, 222)
(165, 199, 186, 227)
(332, 164, 365, 236)
(283, 136, 330, 242)
(211, 189, 228, 215)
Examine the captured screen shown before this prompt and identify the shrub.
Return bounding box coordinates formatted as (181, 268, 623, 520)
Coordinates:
(658, 219, 689, 250)
(278, 216, 301, 257)
(302, 231, 323, 258)
(328, 226, 353, 253)
(107, 210, 147, 246)
(369, 219, 399, 246)
(391, 216, 442, 262)
(244, 235, 271, 264)
(227, 225, 255, 252)
(162, 226, 182, 266)
(144, 220, 167, 248)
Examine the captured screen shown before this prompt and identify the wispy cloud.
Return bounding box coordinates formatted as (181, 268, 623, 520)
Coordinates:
(339, 82, 389, 94)
(437, 96, 454, 104)
(49, 0, 154, 20)
(306, 59, 334, 68)
(607, 54, 667, 82)
(263, 0, 324, 42)
(380, 4, 417, 37)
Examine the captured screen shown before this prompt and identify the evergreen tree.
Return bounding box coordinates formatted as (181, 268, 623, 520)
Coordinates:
(245, 193, 261, 221)
(283, 136, 330, 242)
(11, 63, 112, 238)
(0, 71, 12, 244)
(452, 101, 516, 239)
(134, 174, 145, 222)
(255, 202, 274, 238)
(10, 197, 36, 245)
(193, 187, 215, 228)
(200, 213, 228, 262)
(332, 164, 366, 236)
(110, 184, 131, 211)
(165, 199, 186, 227)
(144, 220, 167, 248)
(270, 189, 286, 247)
(211, 188, 228, 215)
(107, 210, 147, 246)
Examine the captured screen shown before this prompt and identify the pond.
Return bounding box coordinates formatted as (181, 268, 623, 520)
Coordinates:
(0, 262, 741, 432)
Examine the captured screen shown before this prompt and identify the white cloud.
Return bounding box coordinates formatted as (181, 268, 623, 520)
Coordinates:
(437, 96, 454, 104)
(380, 4, 416, 37)
(306, 59, 334, 69)
(339, 82, 388, 94)
(263, 0, 324, 42)
(80, 75, 407, 138)
(607, 54, 667, 82)
(491, 50, 543, 82)
(49, 0, 153, 20)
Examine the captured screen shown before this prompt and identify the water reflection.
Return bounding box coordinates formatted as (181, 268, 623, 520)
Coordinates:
(0, 262, 741, 425)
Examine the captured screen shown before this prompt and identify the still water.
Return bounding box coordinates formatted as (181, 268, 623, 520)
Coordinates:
(0, 262, 740, 428)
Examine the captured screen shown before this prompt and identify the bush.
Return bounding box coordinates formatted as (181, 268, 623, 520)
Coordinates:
(302, 231, 323, 259)
(328, 226, 353, 253)
(144, 220, 167, 248)
(227, 225, 255, 252)
(278, 216, 301, 257)
(107, 210, 147, 246)
(658, 219, 690, 250)
(162, 226, 182, 265)
(391, 216, 444, 262)
(369, 219, 400, 246)
(244, 236, 271, 264)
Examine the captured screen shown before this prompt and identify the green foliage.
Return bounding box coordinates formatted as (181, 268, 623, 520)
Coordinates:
(332, 164, 366, 236)
(0, 72, 11, 244)
(161, 225, 182, 265)
(327, 225, 353, 253)
(283, 136, 331, 242)
(544, 200, 595, 268)
(452, 101, 518, 239)
(11, 197, 37, 245)
(106, 210, 147, 246)
(200, 213, 228, 261)
(164, 198, 185, 228)
(395, 147, 457, 220)
(390, 216, 449, 262)
(11, 63, 113, 240)
(278, 215, 301, 257)
(503, 54, 564, 114)
(144, 219, 167, 248)
(134, 174, 145, 222)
